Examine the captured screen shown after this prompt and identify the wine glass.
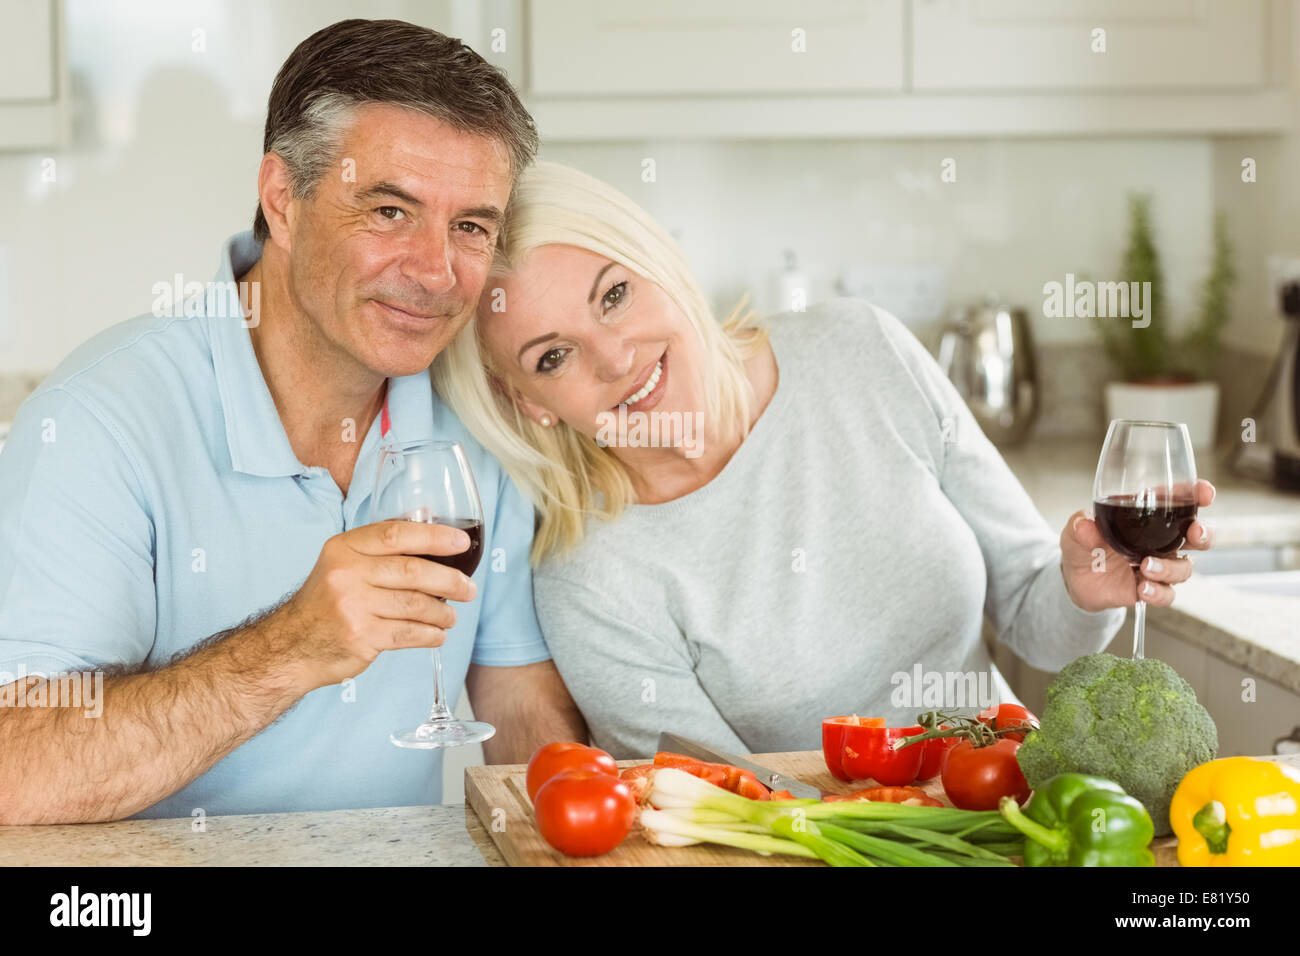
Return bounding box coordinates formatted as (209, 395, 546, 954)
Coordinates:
(373, 438, 495, 748)
(1091, 420, 1198, 660)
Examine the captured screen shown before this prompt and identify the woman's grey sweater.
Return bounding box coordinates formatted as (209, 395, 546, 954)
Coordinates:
(532, 298, 1124, 759)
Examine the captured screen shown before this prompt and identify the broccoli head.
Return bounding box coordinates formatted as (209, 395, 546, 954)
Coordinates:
(1016, 652, 1218, 836)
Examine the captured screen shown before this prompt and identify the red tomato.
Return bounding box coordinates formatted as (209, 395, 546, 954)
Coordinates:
(977, 704, 1039, 743)
(916, 730, 958, 782)
(838, 720, 925, 787)
(526, 742, 617, 802)
(534, 770, 637, 856)
(823, 786, 944, 808)
(941, 738, 1031, 810)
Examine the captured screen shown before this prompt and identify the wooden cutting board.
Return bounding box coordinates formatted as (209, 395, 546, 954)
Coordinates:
(464, 749, 1185, 866)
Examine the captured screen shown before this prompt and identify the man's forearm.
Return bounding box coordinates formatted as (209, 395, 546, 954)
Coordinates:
(481, 699, 589, 765)
(0, 604, 313, 825)
(469, 661, 589, 764)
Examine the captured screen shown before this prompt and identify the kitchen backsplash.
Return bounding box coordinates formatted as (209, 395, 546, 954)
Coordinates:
(0, 344, 1273, 448)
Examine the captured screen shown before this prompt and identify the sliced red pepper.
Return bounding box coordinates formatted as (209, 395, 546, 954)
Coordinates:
(822, 716, 884, 782)
(652, 752, 774, 800)
(652, 752, 703, 771)
(823, 786, 944, 808)
(824, 717, 925, 786)
(618, 764, 655, 804)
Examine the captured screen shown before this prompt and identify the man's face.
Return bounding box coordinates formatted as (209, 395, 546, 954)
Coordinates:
(283, 103, 513, 378)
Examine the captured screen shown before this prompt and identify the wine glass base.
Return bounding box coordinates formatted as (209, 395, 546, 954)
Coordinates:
(390, 720, 496, 749)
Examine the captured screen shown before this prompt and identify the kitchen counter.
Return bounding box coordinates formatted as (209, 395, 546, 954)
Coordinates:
(1000, 437, 1300, 696)
(999, 437, 1300, 539)
(0, 803, 504, 866)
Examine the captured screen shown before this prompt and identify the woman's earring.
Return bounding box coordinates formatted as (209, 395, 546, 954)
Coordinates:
(540, 414, 553, 427)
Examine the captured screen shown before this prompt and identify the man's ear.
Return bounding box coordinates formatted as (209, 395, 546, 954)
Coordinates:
(257, 152, 296, 251)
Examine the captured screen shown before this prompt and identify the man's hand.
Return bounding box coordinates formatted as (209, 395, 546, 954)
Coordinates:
(276, 519, 478, 690)
(1061, 479, 1216, 612)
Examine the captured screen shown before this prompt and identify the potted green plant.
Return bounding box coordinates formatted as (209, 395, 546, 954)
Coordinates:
(1094, 194, 1235, 451)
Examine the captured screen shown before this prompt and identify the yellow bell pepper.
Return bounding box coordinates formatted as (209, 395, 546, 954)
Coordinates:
(1170, 757, 1300, 867)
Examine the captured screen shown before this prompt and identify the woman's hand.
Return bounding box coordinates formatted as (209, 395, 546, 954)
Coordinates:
(1060, 479, 1216, 612)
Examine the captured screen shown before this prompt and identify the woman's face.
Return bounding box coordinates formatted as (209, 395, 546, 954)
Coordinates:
(477, 244, 706, 444)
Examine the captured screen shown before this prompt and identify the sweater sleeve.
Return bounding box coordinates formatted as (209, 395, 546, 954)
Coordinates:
(532, 572, 751, 760)
(866, 302, 1125, 672)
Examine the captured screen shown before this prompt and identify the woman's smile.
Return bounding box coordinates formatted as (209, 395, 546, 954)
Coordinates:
(611, 349, 668, 414)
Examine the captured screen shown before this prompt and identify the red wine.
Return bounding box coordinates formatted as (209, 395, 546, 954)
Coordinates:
(407, 516, 483, 577)
(1093, 495, 1197, 564)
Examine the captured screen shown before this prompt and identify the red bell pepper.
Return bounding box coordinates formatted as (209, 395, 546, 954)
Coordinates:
(823, 786, 944, 808)
(651, 752, 775, 800)
(917, 729, 959, 782)
(823, 716, 926, 787)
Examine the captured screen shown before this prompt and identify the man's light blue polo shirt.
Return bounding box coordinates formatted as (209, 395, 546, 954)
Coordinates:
(0, 232, 550, 818)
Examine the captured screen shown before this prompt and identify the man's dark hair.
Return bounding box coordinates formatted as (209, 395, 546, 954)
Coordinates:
(252, 19, 538, 242)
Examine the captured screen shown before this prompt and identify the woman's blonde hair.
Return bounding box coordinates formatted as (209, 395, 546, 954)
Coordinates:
(431, 160, 768, 564)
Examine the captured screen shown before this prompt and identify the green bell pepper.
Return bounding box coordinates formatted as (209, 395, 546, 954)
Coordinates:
(998, 773, 1155, 867)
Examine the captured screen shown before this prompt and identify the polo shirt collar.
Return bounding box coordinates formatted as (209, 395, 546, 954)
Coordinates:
(206, 231, 438, 479)
(207, 232, 305, 477)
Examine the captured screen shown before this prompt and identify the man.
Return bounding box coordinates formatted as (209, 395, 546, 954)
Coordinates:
(0, 19, 586, 824)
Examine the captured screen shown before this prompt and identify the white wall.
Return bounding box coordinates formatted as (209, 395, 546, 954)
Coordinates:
(0, 1, 1230, 374)
(537, 137, 1215, 348)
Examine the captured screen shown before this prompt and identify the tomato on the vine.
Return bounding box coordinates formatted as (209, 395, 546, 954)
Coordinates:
(534, 770, 637, 856)
(976, 703, 1039, 743)
(941, 738, 1031, 810)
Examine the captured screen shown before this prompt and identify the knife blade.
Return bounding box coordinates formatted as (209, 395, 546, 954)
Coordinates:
(655, 731, 824, 800)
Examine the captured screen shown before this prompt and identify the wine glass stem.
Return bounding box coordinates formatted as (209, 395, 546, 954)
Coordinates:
(426, 647, 454, 723)
(1132, 599, 1147, 660)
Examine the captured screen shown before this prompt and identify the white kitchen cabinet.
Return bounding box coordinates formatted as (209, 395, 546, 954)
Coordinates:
(527, 0, 905, 95)
(1116, 621, 1299, 760)
(0, 0, 54, 100)
(1204, 651, 1300, 759)
(912, 0, 1267, 92)
(522, 0, 1291, 139)
(0, 0, 68, 150)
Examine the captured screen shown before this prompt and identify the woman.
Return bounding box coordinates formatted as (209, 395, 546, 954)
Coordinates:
(432, 161, 1215, 759)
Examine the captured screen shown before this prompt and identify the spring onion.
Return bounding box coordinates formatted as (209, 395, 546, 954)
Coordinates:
(636, 768, 1022, 867)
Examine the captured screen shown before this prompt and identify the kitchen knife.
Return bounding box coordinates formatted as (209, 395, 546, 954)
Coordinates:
(655, 731, 824, 800)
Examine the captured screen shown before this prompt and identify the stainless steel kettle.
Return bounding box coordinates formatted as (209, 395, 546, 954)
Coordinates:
(936, 298, 1039, 447)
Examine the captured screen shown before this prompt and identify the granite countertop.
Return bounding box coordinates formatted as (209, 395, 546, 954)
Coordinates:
(1001, 437, 1300, 694)
(2, 436, 1294, 867)
(0, 803, 503, 866)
